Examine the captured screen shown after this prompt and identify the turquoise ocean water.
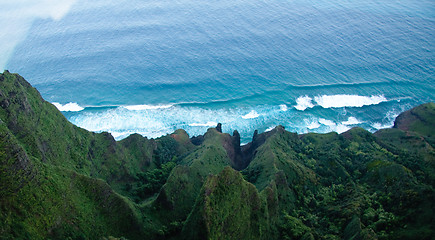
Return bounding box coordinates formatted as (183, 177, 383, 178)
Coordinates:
(3, 0, 434, 143)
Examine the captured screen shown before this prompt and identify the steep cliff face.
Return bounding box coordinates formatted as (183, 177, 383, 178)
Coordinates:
(0, 126, 145, 239)
(0, 119, 35, 198)
(0, 71, 434, 240)
(0, 71, 157, 189)
(154, 128, 234, 221)
(182, 167, 265, 240)
(0, 71, 154, 239)
(393, 102, 435, 137)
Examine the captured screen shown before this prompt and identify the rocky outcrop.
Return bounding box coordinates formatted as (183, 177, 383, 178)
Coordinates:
(393, 102, 435, 136)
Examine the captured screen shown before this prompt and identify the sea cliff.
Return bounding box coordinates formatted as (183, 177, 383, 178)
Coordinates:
(1, 71, 434, 239)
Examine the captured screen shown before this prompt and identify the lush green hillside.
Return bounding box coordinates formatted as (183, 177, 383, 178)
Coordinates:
(1, 71, 434, 239)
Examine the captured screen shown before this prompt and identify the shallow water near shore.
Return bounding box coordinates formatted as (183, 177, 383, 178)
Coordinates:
(4, 0, 434, 142)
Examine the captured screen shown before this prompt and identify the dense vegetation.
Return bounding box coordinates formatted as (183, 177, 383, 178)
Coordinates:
(0, 71, 434, 239)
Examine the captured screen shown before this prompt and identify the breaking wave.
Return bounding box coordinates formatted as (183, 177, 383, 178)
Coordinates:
(52, 102, 84, 112)
(67, 105, 282, 141)
(59, 99, 412, 143)
(294, 96, 314, 111)
(242, 110, 260, 119)
(342, 117, 362, 125)
(314, 94, 387, 108)
(294, 94, 388, 110)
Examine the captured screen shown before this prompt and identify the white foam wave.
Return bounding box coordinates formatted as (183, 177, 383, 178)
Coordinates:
(342, 117, 362, 125)
(123, 104, 173, 111)
(319, 118, 335, 126)
(189, 121, 218, 127)
(371, 107, 405, 130)
(67, 105, 281, 141)
(68, 106, 242, 140)
(65, 101, 387, 141)
(372, 122, 393, 130)
(294, 96, 314, 111)
(279, 104, 288, 111)
(334, 124, 351, 134)
(52, 102, 84, 112)
(307, 121, 321, 129)
(314, 94, 387, 108)
(265, 126, 275, 132)
(316, 118, 350, 133)
(242, 110, 260, 119)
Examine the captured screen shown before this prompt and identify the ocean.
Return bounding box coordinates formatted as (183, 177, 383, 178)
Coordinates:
(2, 0, 434, 143)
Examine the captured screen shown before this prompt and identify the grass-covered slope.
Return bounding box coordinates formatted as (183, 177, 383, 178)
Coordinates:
(393, 102, 435, 138)
(1, 71, 434, 239)
(0, 71, 159, 190)
(149, 128, 239, 234)
(0, 71, 160, 239)
(182, 166, 265, 240)
(0, 116, 144, 239)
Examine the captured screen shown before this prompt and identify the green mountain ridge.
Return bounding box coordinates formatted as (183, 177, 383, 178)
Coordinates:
(0, 71, 434, 239)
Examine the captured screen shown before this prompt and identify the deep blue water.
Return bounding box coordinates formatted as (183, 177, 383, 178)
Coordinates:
(4, 0, 435, 143)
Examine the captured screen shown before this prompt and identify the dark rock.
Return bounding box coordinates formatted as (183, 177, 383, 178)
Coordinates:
(232, 130, 241, 147)
(229, 130, 246, 170)
(191, 135, 204, 146)
(216, 123, 222, 133)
